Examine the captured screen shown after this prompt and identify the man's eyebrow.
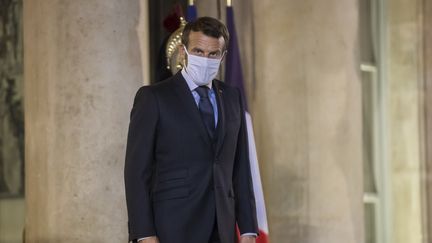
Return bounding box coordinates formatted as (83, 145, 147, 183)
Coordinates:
(191, 47, 204, 52)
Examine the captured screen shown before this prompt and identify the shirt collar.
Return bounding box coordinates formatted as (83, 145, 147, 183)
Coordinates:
(181, 69, 213, 91)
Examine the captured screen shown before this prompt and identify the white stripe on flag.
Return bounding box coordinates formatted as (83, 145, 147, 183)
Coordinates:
(245, 111, 269, 234)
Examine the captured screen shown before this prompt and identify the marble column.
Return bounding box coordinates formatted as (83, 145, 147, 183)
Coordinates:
(23, 0, 148, 242)
(245, 1, 363, 242)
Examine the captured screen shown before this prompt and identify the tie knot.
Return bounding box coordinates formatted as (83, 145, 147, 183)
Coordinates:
(195, 86, 209, 98)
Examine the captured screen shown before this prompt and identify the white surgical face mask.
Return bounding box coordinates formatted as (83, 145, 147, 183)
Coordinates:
(183, 47, 222, 86)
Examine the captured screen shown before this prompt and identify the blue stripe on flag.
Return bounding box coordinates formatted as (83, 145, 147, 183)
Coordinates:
(186, 5, 197, 22)
(225, 6, 248, 111)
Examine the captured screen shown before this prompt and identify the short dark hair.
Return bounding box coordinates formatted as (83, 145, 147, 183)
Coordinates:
(181, 17, 230, 51)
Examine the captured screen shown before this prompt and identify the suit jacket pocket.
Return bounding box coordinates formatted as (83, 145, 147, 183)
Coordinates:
(152, 187, 189, 202)
(157, 168, 188, 183)
(153, 168, 189, 201)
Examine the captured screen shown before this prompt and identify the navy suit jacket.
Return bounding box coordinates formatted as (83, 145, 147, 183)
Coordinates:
(124, 72, 258, 243)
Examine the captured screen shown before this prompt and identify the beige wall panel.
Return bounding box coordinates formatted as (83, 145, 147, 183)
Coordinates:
(424, 0, 432, 240)
(24, 0, 146, 242)
(387, 0, 424, 242)
(248, 0, 363, 242)
(0, 199, 24, 243)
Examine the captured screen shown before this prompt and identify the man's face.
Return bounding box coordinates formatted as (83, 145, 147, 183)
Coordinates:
(180, 31, 225, 61)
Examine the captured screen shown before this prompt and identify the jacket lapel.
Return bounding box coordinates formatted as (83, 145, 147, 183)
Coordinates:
(214, 81, 226, 155)
(172, 72, 213, 148)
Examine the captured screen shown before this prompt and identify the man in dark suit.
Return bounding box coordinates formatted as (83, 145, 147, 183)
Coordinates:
(124, 17, 258, 243)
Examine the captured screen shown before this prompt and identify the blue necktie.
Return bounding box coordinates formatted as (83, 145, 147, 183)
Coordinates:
(195, 86, 215, 139)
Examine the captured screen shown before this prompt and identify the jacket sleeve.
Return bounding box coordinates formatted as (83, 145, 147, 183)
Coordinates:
(232, 88, 259, 235)
(124, 86, 159, 241)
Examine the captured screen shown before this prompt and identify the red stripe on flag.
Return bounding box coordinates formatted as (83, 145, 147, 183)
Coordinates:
(256, 230, 270, 243)
(236, 226, 269, 243)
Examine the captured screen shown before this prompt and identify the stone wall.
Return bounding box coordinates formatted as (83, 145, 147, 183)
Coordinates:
(24, 1, 148, 242)
(387, 0, 425, 242)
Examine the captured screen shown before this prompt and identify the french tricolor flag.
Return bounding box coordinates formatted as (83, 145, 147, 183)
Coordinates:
(186, 0, 197, 22)
(225, 5, 270, 243)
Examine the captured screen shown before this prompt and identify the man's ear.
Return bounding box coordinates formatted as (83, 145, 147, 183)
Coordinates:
(178, 45, 185, 58)
(178, 44, 187, 67)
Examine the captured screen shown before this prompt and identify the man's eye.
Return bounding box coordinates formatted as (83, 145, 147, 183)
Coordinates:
(192, 51, 205, 57)
(209, 53, 221, 58)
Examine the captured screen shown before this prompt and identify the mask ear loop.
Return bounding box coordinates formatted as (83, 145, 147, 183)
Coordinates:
(182, 45, 189, 68)
(220, 50, 228, 62)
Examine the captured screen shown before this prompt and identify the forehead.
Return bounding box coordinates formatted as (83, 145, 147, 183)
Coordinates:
(187, 31, 225, 51)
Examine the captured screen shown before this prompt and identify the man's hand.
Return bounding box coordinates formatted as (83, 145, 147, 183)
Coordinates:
(239, 235, 256, 243)
(138, 236, 159, 243)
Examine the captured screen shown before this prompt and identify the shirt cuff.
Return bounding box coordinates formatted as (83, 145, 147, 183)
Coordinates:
(137, 236, 155, 242)
(138, 234, 256, 241)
